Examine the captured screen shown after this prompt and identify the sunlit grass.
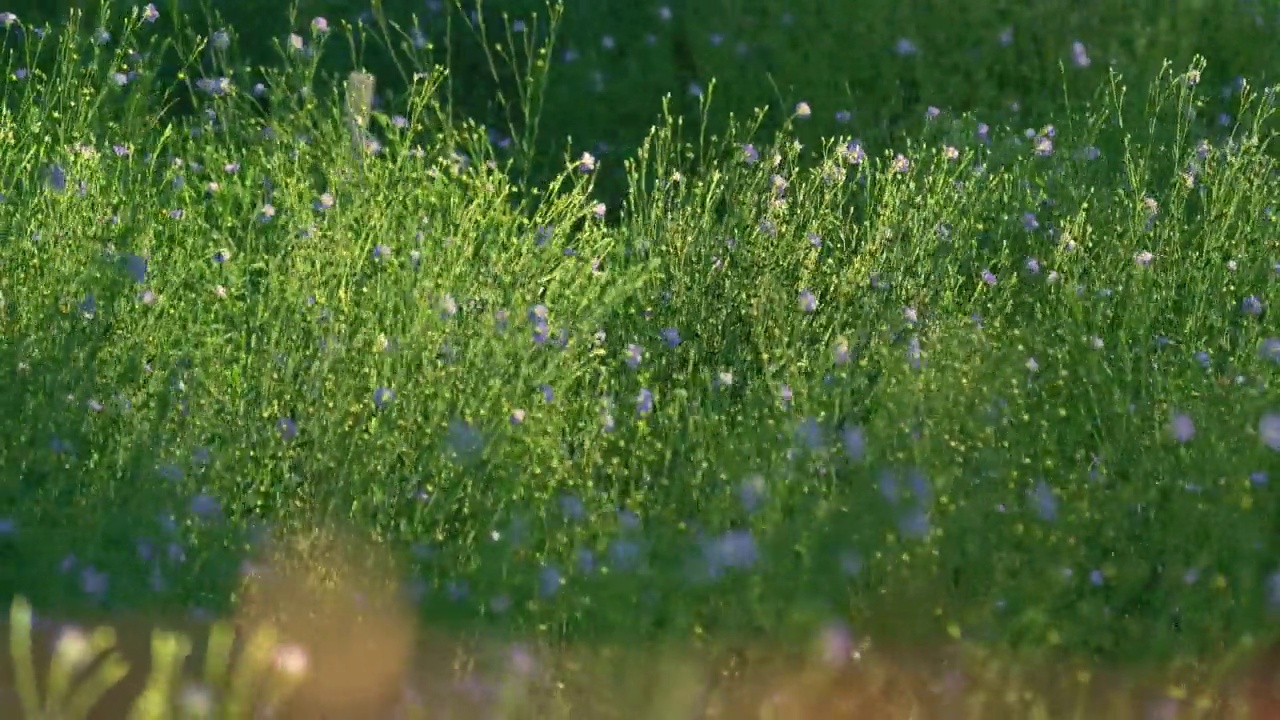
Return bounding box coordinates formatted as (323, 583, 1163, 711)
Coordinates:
(0, 1, 1277, 717)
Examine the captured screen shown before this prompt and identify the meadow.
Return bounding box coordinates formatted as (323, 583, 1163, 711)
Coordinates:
(0, 0, 1278, 717)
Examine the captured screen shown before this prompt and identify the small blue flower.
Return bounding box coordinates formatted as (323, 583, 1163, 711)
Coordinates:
(189, 493, 222, 520)
(373, 387, 395, 409)
(798, 289, 817, 313)
(608, 538, 643, 571)
(1261, 412, 1280, 451)
(46, 163, 67, 193)
(1169, 411, 1195, 443)
(898, 508, 930, 538)
(704, 530, 758, 573)
(738, 474, 767, 513)
(879, 469, 900, 503)
(558, 494, 585, 521)
(636, 388, 654, 416)
(1030, 480, 1058, 521)
(841, 426, 865, 461)
(1260, 338, 1280, 364)
(538, 565, 562, 598)
(123, 254, 148, 283)
(276, 417, 298, 440)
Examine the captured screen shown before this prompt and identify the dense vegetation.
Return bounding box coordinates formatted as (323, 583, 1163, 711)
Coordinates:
(0, 1, 1277, 717)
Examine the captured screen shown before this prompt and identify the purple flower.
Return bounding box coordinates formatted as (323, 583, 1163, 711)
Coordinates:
(374, 386, 395, 408)
(704, 530, 758, 573)
(890, 154, 910, 173)
(1168, 412, 1195, 443)
(1260, 338, 1280, 364)
(608, 538, 643, 571)
(898, 508, 931, 538)
(189, 493, 222, 520)
(636, 388, 653, 416)
(741, 144, 759, 164)
(46, 163, 67, 192)
(841, 426, 865, 461)
(981, 269, 998, 286)
(906, 335, 922, 369)
(141, 3, 159, 22)
(817, 622, 854, 667)
(81, 566, 109, 598)
(625, 343, 643, 369)
(1261, 412, 1280, 451)
(277, 417, 298, 441)
(539, 384, 555, 403)
(842, 141, 866, 164)
(538, 565, 562, 597)
(660, 327, 681, 348)
(795, 416, 823, 450)
(879, 470, 901, 503)
(311, 17, 329, 33)
(123, 254, 148, 283)
(1071, 41, 1091, 68)
(558, 494, 586, 521)
(833, 337, 851, 364)
(1242, 295, 1264, 316)
(1030, 481, 1058, 521)
(798, 289, 817, 313)
(738, 475, 767, 513)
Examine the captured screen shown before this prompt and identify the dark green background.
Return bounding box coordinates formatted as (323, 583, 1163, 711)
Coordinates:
(6, 0, 1278, 196)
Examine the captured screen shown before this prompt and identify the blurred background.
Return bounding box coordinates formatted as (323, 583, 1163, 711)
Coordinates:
(4, 0, 1276, 199)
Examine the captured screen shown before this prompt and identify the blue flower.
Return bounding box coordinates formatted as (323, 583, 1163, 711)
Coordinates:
(277, 417, 298, 441)
(123, 254, 148, 283)
(1030, 481, 1058, 522)
(537, 565, 562, 598)
(636, 388, 653, 417)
